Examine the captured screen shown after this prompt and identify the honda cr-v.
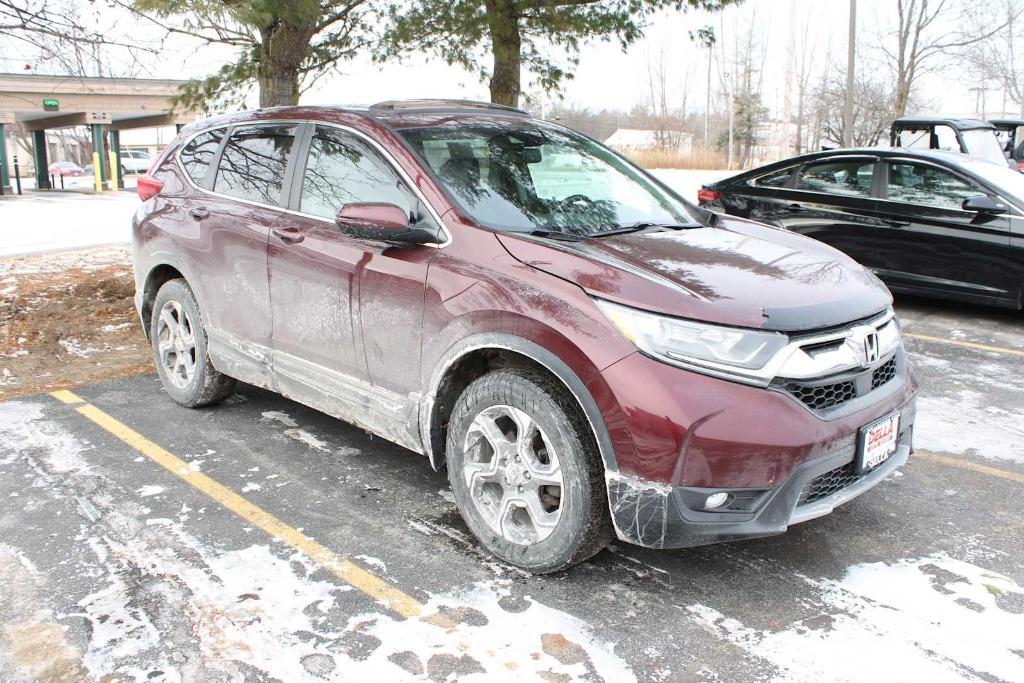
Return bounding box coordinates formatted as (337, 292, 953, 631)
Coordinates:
(132, 100, 917, 572)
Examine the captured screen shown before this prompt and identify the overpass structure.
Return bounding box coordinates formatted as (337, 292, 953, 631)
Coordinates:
(0, 73, 198, 191)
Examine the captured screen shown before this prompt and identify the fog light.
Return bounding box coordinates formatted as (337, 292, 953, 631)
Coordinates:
(704, 492, 730, 509)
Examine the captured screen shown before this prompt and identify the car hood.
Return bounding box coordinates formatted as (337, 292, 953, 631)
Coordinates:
(496, 216, 891, 332)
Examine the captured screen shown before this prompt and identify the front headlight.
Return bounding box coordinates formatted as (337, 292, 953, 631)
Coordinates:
(595, 299, 789, 384)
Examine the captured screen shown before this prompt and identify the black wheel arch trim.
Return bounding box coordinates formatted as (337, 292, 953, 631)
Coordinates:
(421, 332, 619, 474)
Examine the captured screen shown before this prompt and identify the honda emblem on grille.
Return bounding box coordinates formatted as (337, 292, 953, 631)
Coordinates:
(864, 331, 879, 364)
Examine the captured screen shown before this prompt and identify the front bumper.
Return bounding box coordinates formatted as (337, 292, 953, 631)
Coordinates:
(605, 411, 914, 549)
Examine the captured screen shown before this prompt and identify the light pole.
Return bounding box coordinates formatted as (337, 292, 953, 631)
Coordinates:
(842, 0, 857, 147)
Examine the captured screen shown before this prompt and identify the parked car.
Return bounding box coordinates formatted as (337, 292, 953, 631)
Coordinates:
(890, 116, 1013, 168)
(47, 161, 85, 177)
(132, 101, 917, 572)
(990, 118, 1024, 170)
(698, 147, 1024, 309)
(120, 149, 152, 174)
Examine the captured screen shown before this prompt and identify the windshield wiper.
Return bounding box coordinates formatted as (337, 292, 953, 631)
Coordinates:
(587, 221, 702, 237)
(524, 230, 588, 242)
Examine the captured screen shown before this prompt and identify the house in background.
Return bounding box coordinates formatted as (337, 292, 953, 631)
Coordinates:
(605, 128, 693, 154)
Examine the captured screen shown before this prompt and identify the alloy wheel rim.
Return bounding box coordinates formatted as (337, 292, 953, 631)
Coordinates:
(156, 300, 197, 390)
(462, 404, 563, 545)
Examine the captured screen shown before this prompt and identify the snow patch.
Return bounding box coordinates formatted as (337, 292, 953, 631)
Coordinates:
(0, 401, 96, 475)
(261, 410, 298, 427)
(284, 428, 330, 452)
(687, 554, 1024, 682)
(136, 485, 165, 498)
(914, 389, 1024, 464)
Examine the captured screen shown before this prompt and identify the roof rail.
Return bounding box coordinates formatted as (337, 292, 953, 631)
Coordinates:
(369, 99, 529, 115)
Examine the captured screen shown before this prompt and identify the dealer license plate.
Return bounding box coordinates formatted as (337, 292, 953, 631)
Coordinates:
(858, 412, 900, 473)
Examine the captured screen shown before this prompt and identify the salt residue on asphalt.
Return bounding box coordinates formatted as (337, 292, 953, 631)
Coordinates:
(687, 554, 1024, 682)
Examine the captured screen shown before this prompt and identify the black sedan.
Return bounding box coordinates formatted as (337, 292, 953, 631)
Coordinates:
(698, 148, 1024, 310)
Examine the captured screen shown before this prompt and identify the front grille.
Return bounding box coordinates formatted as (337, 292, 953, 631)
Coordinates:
(780, 354, 899, 413)
(783, 380, 856, 411)
(871, 357, 897, 389)
(798, 461, 865, 505)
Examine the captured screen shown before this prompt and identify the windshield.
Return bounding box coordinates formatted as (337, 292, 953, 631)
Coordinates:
(961, 129, 1007, 165)
(961, 157, 1024, 203)
(397, 122, 698, 235)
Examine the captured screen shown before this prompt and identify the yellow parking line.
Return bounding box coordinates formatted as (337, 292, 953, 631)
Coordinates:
(51, 390, 426, 620)
(915, 450, 1024, 485)
(903, 333, 1024, 358)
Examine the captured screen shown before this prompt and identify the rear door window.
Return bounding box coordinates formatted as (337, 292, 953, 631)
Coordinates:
(885, 161, 983, 210)
(214, 124, 298, 205)
(179, 128, 226, 186)
(298, 127, 414, 219)
(796, 159, 875, 197)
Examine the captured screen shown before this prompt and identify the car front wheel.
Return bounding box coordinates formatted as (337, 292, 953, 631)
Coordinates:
(150, 279, 235, 408)
(446, 368, 612, 573)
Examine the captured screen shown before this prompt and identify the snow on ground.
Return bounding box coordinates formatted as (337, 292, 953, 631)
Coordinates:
(0, 399, 636, 681)
(0, 193, 138, 257)
(687, 554, 1024, 683)
(914, 389, 1024, 464)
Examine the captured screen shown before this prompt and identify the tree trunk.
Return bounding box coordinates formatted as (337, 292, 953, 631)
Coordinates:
(485, 1, 522, 107)
(257, 18, 318, 108)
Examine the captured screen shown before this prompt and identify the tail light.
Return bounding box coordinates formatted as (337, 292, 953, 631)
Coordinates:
(137, 173, 163, 201)
(697, 187, 722, 205)
(1018, 162, 1024, 172)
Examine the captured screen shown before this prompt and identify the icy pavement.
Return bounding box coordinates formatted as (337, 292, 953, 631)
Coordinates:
(3, 358, 1023, 680)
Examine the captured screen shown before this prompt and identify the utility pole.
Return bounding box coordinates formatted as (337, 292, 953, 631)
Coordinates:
(843, 0, 856, 147)
(705, 46, 712, 145)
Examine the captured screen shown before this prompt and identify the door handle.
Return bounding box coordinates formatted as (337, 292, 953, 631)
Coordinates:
(882, 218, 910, 227)
(188, 207, 210, 220)
(785, 203, 806, 212)
(272, 226, 305, 244)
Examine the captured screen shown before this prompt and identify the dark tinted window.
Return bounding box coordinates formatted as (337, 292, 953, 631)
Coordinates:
(179, 128, 225, 185)
(754, 168, 792, 187)
(299, 127, 413, 219)
(214, 125, 297, 205)
(886, 162, 981, 209)
(797, 159, 874, 197)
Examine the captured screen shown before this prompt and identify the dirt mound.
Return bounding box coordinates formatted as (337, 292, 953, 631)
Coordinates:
(1, 251, 151, 399)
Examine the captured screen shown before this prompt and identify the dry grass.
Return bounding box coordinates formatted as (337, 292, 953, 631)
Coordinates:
(625, 144, 729, 170)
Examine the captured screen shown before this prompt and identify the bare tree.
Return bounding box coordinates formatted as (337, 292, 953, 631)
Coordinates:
(714, 8, 768, 167)
(791, 18, 819, 154)
(882, 0, 1014, 116)
(965, 0, 1024, 117)
(818, 69, 901, 147)
(0, 1, 157, 74)
(645, 40, 693, 150)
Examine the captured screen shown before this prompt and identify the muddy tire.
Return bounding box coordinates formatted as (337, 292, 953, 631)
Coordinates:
(446, 368, 612, 573)
(150, 279, 235, 408)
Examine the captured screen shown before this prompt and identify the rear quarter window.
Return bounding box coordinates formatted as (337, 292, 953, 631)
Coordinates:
(179, 128, 226, 186)
(752, 168, 793, 188)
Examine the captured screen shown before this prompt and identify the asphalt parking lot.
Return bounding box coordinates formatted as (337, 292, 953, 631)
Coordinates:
(2, 292, 1023, 681)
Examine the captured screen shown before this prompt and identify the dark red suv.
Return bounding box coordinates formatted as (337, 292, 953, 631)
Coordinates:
(132, 100, 917, 572)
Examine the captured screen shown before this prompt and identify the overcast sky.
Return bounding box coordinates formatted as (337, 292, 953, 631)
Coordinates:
(1, 0, 1010, 119)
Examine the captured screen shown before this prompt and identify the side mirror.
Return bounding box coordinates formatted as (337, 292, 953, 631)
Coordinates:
(335, 203, 438, 245)
(961, 195, 1008, 214)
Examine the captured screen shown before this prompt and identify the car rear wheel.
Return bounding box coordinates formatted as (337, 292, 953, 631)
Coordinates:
(150, 279, 235, 408)
(446, 368, 612, 573)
